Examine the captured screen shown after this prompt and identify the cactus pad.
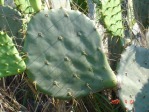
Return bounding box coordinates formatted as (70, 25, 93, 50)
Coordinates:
(101, 0, 124, 37)
(24, 8, 117, 99)
(14, 0, 34, 14)
(0, 6, 23, 49)
(0, 32, 26, 77)
(117, 45, 149, 111)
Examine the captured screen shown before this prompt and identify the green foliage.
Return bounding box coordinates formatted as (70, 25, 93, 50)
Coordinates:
(24, 8, 117, 100)
(29, 0, 42, 12)
(0, 0, 148, 111)
(0, 6, 23, 49)
(117, 45, 149, 111)
(100, 0, 124, 37)
(14, 0, 34, 14)
(0, 0, 4, 6)
(0, 31, 26, 77)
(94, 0, 125, 71)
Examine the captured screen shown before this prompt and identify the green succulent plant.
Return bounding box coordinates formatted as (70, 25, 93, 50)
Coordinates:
(24, 8, 117, 100)
(0, 31, 26, 77)
(117, 45, 149, 111)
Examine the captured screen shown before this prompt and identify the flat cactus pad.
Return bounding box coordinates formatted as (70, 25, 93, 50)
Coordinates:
(0, 31, 26, 77)
(117, 45, 149, 111)
(24, 8, 117, 99)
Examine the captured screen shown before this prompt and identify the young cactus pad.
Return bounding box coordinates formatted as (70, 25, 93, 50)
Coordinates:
(0, 6, 23, 49)
(117, 45, 149, 111)
(0, 32, 26, 77)
(100, 0, 124, 37)
(14, 0, 34, 14)
(24, 8, 117, 99)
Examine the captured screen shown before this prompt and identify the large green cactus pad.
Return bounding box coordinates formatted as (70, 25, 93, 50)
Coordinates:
(101, 0, 124, 37)
(117, 45, 149, 111)
(0, 6, 23, 49)
(24, 8, 117, 99)
(0, 32, 26, 77)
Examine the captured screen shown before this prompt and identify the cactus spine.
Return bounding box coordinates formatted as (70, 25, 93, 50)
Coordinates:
(24, 8, 117, 99)
(0, 31, 26, 77)
(117, 45, 149, 111)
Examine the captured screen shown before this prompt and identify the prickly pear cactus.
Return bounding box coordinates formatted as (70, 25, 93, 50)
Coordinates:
(14, 0, 34, 14)
(0, 6, 23, 49)
(0, 32, 26, 77)
(29, 0, 42, 12)
(108, 36, 124, 70)
(117, 45, 149, 111)
(24, 8, 117, 99)
(100, 0, 124, 37)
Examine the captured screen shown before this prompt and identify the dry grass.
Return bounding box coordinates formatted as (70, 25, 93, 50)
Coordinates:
(0, 74, 125, 112)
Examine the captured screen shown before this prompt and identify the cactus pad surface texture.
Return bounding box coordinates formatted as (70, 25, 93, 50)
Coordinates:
(117, 45, 149, 112)
(24, 8, 117, 100)
(0, 6, 23, 49)
(14, 0, 34, 14)
(0, 32, 26, 77)
(101, 0, 124, 37)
